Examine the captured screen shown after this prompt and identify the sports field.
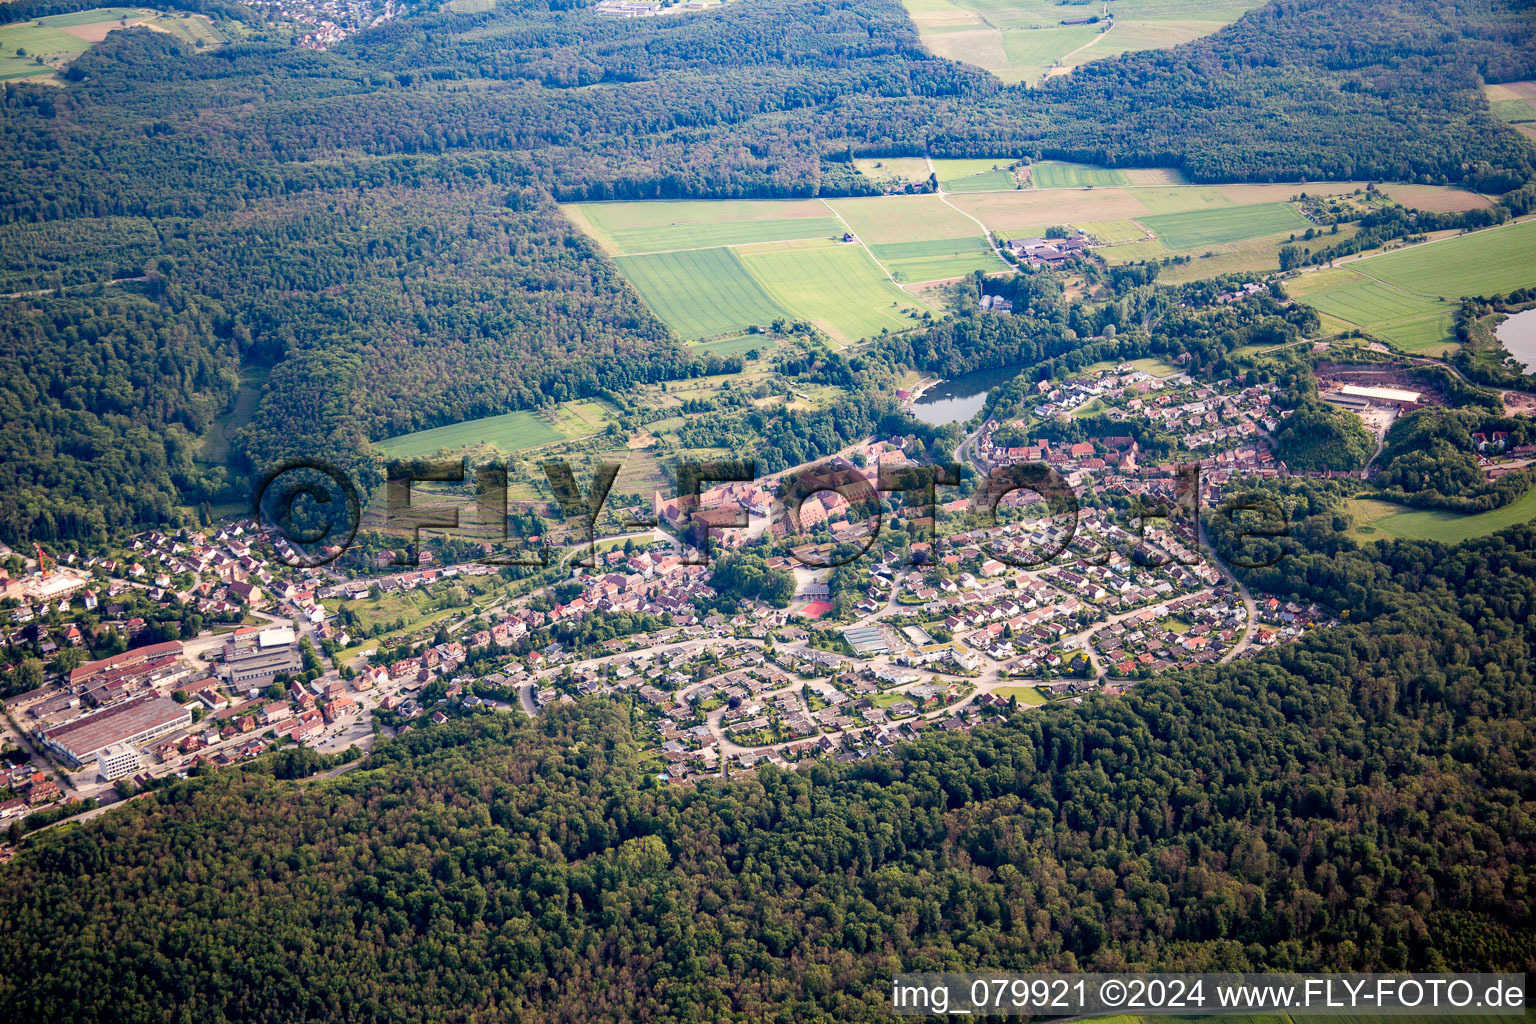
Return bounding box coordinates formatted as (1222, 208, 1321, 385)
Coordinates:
(1286, 219, 1536, 353)
(1347, 486, 1536, 544)
(374, 400, 611, 459)
(902, 0, 1265, 84)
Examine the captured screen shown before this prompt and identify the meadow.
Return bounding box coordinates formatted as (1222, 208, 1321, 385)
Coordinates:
(738, 239, 931, 342)
(1286, 219, 1536, 353)
(928, 158, 1019, 192)
(870, 237, 1002, 282)
(1344, 218, 1536, 299)
(1137, 201, 1309, 248)
(901, 0, 1265, 84)
(374, 400, 611, 459)
(0, 7, 220, 80)
(614, 247, 785, 338)
(1027, 161, 1132, 188)
(566, 195, 998, 343)
(1347, 486, 1536, 544)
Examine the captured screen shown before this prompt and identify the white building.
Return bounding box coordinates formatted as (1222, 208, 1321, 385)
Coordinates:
(97, 744, 142, 781)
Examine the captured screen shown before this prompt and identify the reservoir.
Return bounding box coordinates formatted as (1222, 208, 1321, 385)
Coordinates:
(910, 363, 1027, 425)
(1495, 307, 1536, 374)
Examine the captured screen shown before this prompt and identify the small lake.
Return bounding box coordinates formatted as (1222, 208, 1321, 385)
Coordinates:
(1495, 307, 1536, 374)
(910, 363, 1027, 426)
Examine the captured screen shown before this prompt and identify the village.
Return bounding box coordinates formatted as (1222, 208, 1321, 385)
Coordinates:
(1, 344, 1411, 831)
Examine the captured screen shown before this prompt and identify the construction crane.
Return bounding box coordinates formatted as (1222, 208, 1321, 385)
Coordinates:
(32, 542, 54, 574)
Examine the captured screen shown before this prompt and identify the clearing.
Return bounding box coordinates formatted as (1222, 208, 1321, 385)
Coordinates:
(901, 0, 1266, 85)
(1347, 486, 1536, 545)
(0, 7, 222, 81)
(373, 400, 613, 459)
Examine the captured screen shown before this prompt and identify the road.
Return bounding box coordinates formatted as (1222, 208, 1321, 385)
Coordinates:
(925, 153, 1013, 264)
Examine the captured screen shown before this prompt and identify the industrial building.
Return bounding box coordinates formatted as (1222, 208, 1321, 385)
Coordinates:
(39, 693, 191, 769)
(223, 626, 303, 688)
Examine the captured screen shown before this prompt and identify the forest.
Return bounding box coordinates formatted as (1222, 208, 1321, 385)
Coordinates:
(1, 506, 1533, 1021)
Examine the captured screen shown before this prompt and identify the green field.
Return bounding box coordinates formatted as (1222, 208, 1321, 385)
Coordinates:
(0, 7, 193, 80)
(870, 236, 1004, 282)
(1289, 270, 1446, 326)
(827, 194, 985, 244)
(564, 199, 838, 255)
(1139, 202, 1309, 248)
(1028, 161, 1132, 188)
(1491, 98, 1536, 123)
(1287, 220, 1536, 353)
(993, 685, 1048, 704)
(852, 156, 932, 185)
(568, 196, 969, 342)
(1079, 218, 1150, 243)
(943, 169, 1017, 193)
(615, 247, 787, 338)
(739, 239, 931, 342)
(374, 400, 610, 459)
(931, 158, 1018, 193)
(688, 333, 777, 358)
(1348, 486, 1536, 544)
(1347, 219, 1536, 299)
(902, 0, 1265, 84)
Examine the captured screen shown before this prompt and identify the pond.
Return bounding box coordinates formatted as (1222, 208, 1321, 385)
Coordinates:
(1495, 307, 1536, 374)
(909, 363, 1027, 426)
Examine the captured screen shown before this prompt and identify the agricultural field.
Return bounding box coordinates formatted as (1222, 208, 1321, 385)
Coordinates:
(852, 156, 932, 187)
(373, 399, 612, 460)
(565, 195, 1011, 343)
(0, 7, 221, 81)
(564, 199, 840, 255)
(954, 179, 1362, 279)
(1339, 218, 1536, 299)
(902, 0, 1265, 85)
(1026, 161, 1133, 188)
(1137, 202, 1310, 249)
(928, 158, 1021, 192)
(1286, 219, 1536, 353)
(868, 237, 1001, 282)
(1347, 486, 1536, 544)
(1485, 81, 1536, 139)
(1078, 218, 1153, 243)
(1377, 183, 1494, 213)
(829, 194, 1007, 280)
(737, 239, 931, 342)
(614, 247, 785, 338)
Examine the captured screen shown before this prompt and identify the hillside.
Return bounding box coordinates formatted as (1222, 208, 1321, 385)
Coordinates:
(2, 518, 1534, 1021)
